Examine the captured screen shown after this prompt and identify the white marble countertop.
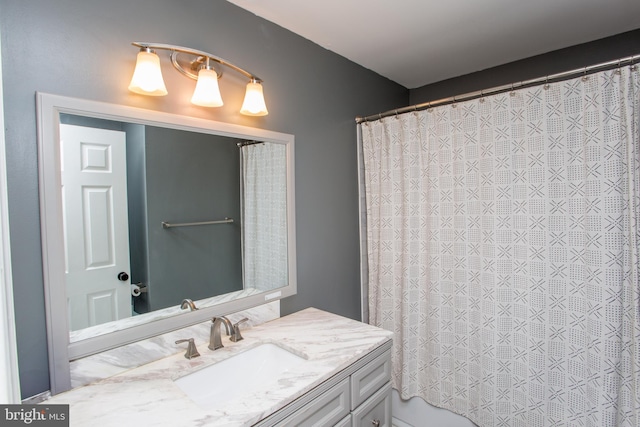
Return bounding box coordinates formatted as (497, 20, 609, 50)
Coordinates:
(45, 307, 393, 426)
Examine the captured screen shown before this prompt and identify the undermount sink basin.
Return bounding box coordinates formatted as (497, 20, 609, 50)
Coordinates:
(174, 343, 307, 410)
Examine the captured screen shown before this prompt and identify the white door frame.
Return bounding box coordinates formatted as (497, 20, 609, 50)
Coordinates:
(0, 22, 22, 403)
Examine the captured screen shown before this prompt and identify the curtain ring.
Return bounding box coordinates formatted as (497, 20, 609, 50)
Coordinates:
(479, 89, 485, 103)
(544, 76, 550, 90)
(510, 83, 516, 97)
(582, 66, 589, 81)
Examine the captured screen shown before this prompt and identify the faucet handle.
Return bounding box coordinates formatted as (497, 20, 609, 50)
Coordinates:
(175, 338, 200, 359)
(230, 318, 249, 342)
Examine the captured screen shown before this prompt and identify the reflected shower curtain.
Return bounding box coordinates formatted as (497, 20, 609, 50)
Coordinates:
(241, 143, 288, 291)
(359, 67, 640, 426)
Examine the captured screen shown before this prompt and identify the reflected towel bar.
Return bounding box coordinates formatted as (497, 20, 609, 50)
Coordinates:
(162, 218, 234, 229)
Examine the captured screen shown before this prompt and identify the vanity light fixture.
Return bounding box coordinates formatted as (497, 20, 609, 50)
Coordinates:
(128, 42, 268, 116)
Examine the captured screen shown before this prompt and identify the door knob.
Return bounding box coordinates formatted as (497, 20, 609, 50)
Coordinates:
(117, 272, 129, 282)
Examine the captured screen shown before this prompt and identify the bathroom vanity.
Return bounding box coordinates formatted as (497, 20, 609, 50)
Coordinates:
(44, 308, 393, 426)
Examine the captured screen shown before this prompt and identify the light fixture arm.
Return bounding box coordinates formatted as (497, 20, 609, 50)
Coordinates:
(132, 42, 262, 82)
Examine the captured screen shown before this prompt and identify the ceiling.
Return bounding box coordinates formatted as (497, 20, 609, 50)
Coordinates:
(227, 0, 640, 89)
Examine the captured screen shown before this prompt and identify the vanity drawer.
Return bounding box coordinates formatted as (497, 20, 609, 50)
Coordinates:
(350, 349, 391, 409)
(351, 382, 392, 427)
(276, 377, 350, 426)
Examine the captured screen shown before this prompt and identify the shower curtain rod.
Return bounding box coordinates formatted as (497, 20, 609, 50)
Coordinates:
(355, 53, 640, 124)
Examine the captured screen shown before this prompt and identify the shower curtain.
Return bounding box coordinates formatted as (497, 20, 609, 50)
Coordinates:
(241, 143, 288, 291)
(359, 66, 640, 426)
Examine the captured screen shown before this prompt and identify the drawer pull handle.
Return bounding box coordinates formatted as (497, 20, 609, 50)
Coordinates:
(372, 420, 380, 427)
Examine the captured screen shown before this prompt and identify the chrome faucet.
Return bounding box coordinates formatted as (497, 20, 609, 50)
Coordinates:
(209, 317, 233, 350)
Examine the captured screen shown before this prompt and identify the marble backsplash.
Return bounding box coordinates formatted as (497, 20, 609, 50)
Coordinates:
(69, 288, 265, 343)
(69, 301, 279, 388)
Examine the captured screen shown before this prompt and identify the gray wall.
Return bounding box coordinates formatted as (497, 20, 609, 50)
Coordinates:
(0, 0, 407, 398)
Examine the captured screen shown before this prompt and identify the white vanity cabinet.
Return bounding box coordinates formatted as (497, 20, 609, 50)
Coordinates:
(256, 340, 392, 427)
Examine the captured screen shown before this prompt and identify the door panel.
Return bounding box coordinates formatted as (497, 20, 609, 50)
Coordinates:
(83, 186, 114, 268)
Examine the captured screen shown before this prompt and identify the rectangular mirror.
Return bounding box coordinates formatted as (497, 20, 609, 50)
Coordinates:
(37, 93, 296, 394)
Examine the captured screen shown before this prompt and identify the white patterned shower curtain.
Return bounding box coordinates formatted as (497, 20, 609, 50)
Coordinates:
(241, 143, 288, 291)
(359, 66, 640, 426)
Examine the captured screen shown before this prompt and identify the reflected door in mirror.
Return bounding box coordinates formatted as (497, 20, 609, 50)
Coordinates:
(60, 124, 132, 331)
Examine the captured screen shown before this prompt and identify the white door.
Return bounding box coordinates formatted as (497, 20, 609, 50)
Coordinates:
(60, 124, 131, 331)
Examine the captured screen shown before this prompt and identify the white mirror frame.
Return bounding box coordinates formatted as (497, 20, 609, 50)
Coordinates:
(36, 92, 296, 394)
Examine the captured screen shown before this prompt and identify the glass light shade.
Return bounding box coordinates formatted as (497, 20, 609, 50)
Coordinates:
(190, 68, 224, 107)
(128, 50, 168, 96)
(240, 81, 268, 116)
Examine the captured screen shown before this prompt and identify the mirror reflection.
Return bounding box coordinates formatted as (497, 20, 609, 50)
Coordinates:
(59, 114, 288, 334)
